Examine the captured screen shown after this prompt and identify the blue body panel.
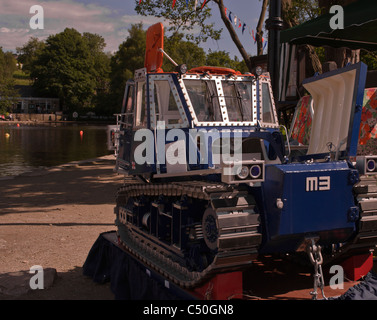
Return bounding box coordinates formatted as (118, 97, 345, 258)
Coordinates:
(259, 161, 359, 252)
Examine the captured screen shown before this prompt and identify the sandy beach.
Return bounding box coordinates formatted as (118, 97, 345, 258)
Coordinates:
(0, 155, 122, 299)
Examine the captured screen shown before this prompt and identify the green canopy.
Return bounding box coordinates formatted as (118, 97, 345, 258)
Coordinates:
(280, 0, 377, 51)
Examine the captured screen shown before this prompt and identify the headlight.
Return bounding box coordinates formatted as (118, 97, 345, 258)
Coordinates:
(356, 156, 377, 175)
(176, 63, 187, 75)
(221, 160, 265, 184)
(236, 166, 249, 180)
(250, 165, 262, 179)
(367, 159, 376, 172)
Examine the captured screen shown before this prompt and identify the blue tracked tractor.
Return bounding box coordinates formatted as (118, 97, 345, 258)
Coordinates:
(111, 23, 377, 291)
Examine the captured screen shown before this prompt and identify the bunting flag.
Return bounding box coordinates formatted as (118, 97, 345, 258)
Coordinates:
(137, 1, 264, 50)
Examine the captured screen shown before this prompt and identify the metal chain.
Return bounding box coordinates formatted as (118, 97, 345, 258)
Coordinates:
(308, 239, 328, 300)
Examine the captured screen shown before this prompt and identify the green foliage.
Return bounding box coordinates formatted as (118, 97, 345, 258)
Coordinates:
(0, 48, 19, 114)
(16, 37, 45, 75)
(361, 51, 377, 71)
(283, 0, 321, 26)
(14, 23, 252, 116)
(314, 46, 325, 64)
(109, 23, 147, 111)
(135, 0, 222, 44)
(13, 70, 31, 86)
(0, 50, 17, 78)
(29, 28, 110, 114)
(206, 50, 248, 73)
(163, 33, 206, 71)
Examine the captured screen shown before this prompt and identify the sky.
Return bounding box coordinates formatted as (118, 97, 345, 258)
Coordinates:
(0, 0, 264, 59)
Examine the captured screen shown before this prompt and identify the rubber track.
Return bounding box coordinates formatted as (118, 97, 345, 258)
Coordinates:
(115, 180, 261, 288)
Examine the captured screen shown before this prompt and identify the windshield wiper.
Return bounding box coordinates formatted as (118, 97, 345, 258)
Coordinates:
(232, 82, 244, 120)
(204, 80, 218, 121)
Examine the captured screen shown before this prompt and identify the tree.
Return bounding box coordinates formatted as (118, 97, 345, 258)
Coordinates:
(0, 48, 18, 114)
(83, 32, 111, 115)
(163, 32, 206, 71)
(282, 0, 323, 76)
(282, 0, 321, 27)
(206, 50, 248, 72)
(256, 0, 269, 56)
(136, 1, 270, 74)
(83, 32, 111, 91)
(29, 28, 110, 114)
(135, 0, 269, 72)
(109, 23, 147, 110)
(136, 0, 222, 44)
(16, 37, 45, 74)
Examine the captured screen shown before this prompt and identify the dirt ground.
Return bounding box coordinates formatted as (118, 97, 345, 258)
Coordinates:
(0, 156, 120, 300)
(0, 156, 373, 300)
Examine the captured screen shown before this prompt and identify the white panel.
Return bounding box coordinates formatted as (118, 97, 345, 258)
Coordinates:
(304, 69, 356, 155)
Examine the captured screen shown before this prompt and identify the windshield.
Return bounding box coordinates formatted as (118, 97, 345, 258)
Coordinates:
(222, 81, 253, 122)
(184, 79, 254, 123)
(184, 80, 222, 122)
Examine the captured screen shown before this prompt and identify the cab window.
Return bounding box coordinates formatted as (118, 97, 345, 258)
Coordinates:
(135, 81, 147, 127)
(261, 82, 276, 124)
(184, 79, 222, 122)
(154, 80, 182, 125)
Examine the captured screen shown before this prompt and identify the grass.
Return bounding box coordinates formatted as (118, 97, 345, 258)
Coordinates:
(13, 69, 32, 86)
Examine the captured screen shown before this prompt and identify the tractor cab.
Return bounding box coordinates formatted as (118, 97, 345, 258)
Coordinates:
(115, 23, 284, 185)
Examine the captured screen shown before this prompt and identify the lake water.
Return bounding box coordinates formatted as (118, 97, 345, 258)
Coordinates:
(0, 123, 113, 177)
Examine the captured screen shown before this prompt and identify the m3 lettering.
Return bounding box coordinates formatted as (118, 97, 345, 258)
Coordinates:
(306, 176, 331, 192)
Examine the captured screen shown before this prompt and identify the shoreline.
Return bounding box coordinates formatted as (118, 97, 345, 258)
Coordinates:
(0, 154, 117, 181)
